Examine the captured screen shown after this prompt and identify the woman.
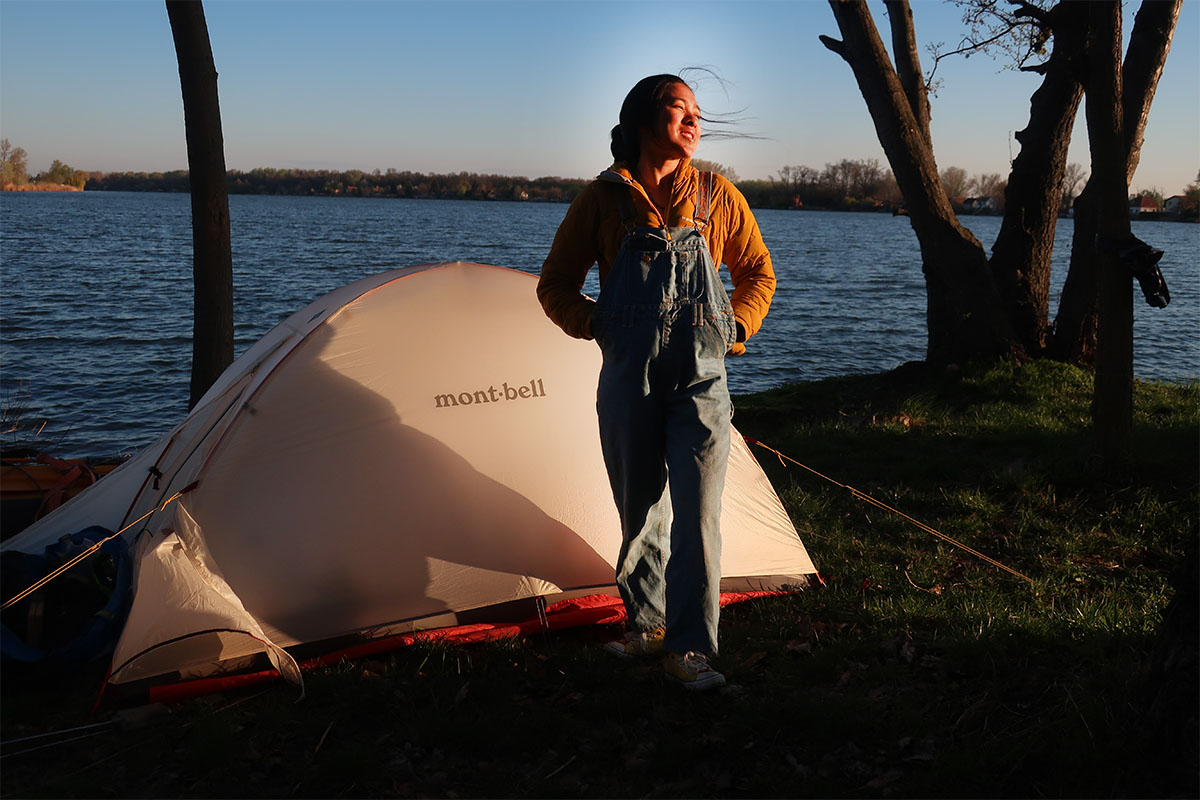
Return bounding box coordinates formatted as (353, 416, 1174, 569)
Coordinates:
(537, 74, 775, 691)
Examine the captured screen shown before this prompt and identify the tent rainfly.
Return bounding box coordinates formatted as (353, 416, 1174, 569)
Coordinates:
(2, 262, 816, 693)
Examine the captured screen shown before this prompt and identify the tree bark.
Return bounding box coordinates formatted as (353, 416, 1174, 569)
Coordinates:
(1084, 0, 1132, 473)
(1121, 0, 1181, 183)
(883, 0, 931, 147)
(821, 0, 1018, 365)
(988, 1, 1087, 356)
(1050, 0, 1181, 365)
(166, 0, 233, 409)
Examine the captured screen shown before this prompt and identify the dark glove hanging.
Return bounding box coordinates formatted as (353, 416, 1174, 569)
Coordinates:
(1096, 234, 1170, 308)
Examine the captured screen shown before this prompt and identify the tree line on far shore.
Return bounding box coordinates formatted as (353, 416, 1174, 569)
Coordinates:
(2, 138, 1196, 218)
(0, 140, 88, 190)
(85, 166, 591, 204)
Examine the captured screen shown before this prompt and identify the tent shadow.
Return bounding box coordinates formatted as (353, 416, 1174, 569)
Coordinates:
(185, 333, 614, 646)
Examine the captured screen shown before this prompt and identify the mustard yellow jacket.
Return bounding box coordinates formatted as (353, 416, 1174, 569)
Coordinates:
(537, 160, 775, 356)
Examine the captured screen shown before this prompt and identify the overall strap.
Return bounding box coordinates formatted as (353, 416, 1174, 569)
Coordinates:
(694, 171, 714, 231)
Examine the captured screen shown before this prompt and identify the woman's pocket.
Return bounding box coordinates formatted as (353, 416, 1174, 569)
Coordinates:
(695, 311, 736, 357)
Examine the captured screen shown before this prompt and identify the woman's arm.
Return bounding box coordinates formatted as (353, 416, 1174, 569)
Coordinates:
(717, 177, 776, 347)
(537, 186, 604, 340)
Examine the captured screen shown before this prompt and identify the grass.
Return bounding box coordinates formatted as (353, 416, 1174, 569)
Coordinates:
(1, 383, 52, 455)
(2, 359, 1196, 798)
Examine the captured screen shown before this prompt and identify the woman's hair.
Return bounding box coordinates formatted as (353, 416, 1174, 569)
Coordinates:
(609, 74, 687, 165)
(609, 69, 749, 165)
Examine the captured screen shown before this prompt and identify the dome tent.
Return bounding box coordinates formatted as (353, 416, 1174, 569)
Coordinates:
(2, 262, 816, 694)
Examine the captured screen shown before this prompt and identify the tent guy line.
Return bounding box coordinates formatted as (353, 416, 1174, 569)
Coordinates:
(0, 483, 196, 611)
(743, 437, 1034, 585)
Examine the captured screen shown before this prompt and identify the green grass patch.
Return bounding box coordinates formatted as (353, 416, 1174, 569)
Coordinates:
(3, 360, 1196, 798)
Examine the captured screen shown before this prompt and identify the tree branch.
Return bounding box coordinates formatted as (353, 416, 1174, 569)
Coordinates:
(1122, 0, 1182, 181)
(1009, 0, 1049, 25)
(819, 34, 846, 59)
(929, 26, 1017, 84)
(930, 0, 1054, 83)
(884, 0, 931, 146)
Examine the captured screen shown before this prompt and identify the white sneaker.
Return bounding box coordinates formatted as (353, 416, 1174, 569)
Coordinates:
(663, 651, 726, 691)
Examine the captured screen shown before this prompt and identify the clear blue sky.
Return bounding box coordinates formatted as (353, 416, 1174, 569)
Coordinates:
(2, 0, 1197, 195)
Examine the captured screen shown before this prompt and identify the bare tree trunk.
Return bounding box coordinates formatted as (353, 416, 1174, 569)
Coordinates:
(1085, 0, 1132, 473)
(1050, 0, 1181, 365)
(988, 1, 1087, 356)
(166, 0, 233, 409)
(1055, 181, 1102, 364)
(821, 0, 1019, 365)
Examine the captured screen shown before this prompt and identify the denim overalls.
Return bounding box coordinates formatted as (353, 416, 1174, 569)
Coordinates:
(591, 171, 736, 657)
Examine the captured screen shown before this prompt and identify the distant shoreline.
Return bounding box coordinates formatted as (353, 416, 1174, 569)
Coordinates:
(2, 182, 82, 192)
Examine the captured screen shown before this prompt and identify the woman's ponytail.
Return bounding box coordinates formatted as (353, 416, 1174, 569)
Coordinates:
(609, 124, 628, 163)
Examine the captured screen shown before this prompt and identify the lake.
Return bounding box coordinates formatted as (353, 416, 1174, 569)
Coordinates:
(1, 191, 1196, 458)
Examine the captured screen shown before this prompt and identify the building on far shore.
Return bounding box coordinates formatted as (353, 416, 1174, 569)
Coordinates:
(1130, 194, 1161, 218)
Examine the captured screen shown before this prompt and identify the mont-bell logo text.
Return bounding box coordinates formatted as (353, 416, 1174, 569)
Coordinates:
(434, 378, 546, 409)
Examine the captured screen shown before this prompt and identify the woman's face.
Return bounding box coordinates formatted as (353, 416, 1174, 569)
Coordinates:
(641, 82, 701, 163)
